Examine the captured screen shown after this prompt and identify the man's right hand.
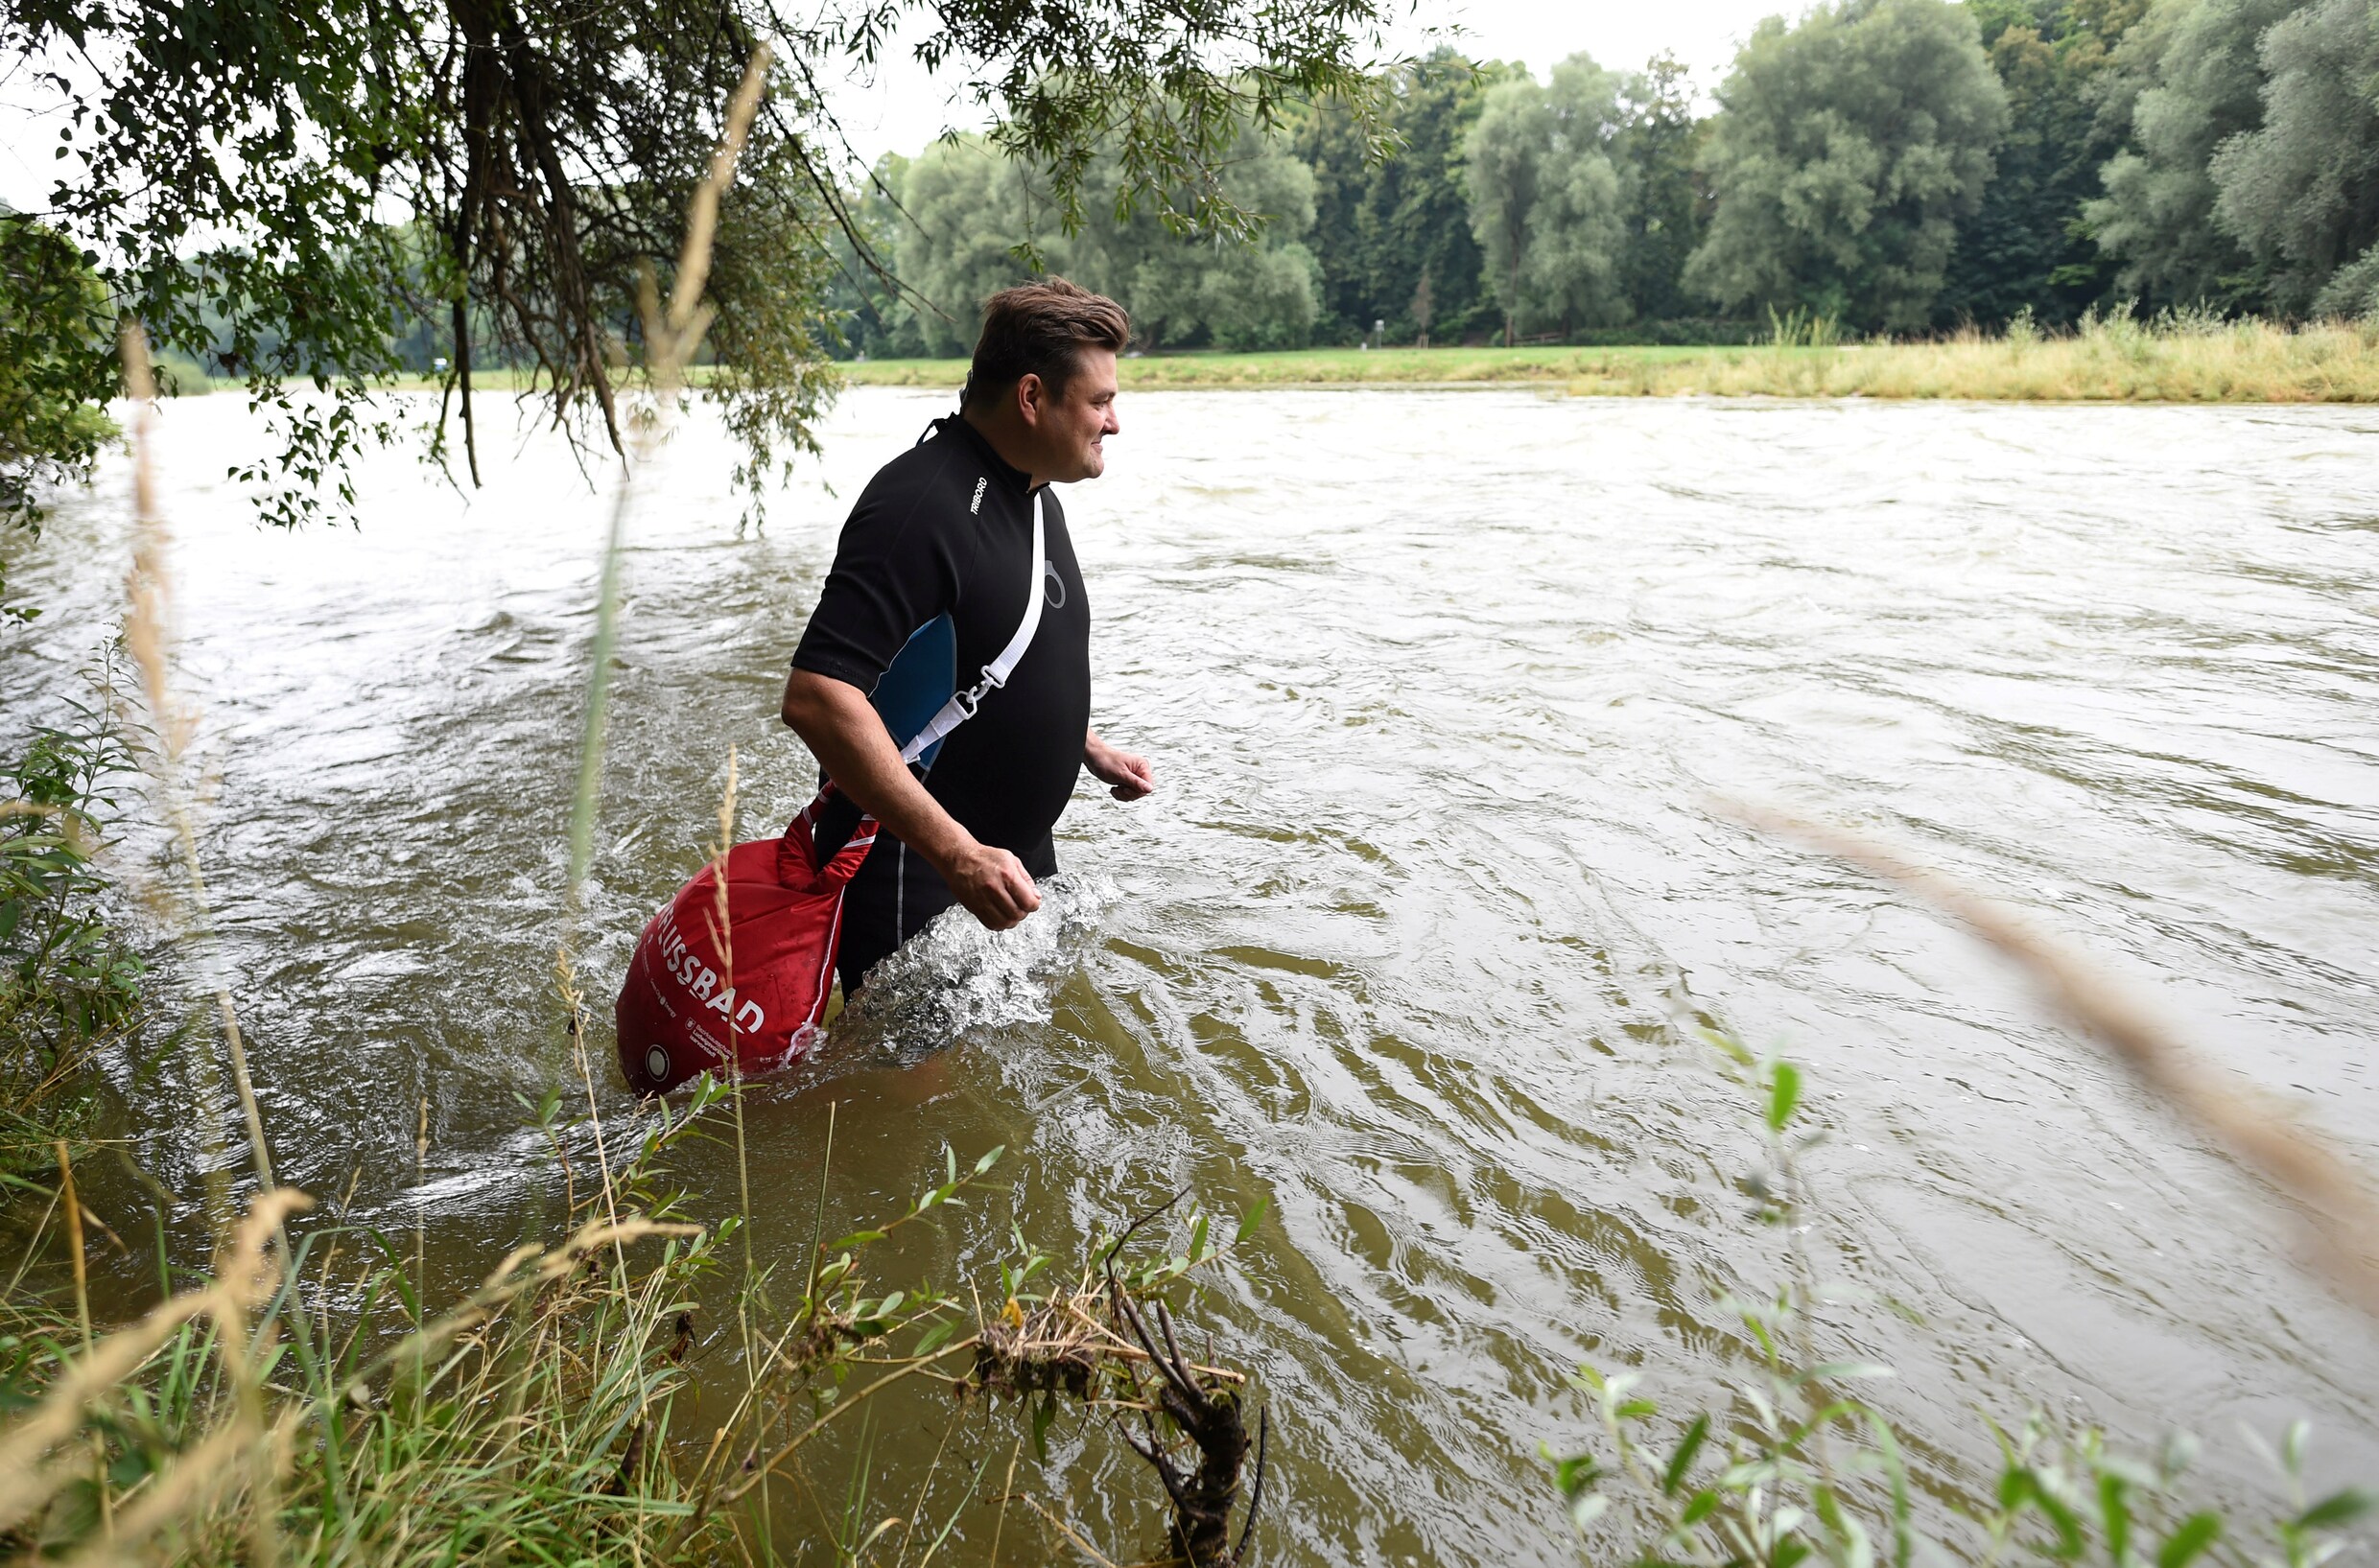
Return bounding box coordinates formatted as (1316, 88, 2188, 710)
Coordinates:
(782, 668, 1046, 932)
(938, 839, 1042, 929)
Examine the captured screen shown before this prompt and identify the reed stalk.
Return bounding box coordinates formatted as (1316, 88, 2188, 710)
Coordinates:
(118, 324, 277, 1202)
(563, 45, 769, 893)
(1728, 801, 2379, 1316)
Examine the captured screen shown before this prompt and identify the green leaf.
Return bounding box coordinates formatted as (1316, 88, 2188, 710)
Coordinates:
(1866, 1411, 1915, 1568)
(972, 1144, 1005, 1176)
(1031, 1395, 1056, 1463)
(2034, 1484, 2085, 1558)
(2099, 1473, 2131, 1564)
(1662, 1416, 1708, 1495)
(945, 1145, 958, 1184)
(2296, 1489, 2375, 1532)
(1767, 1062, 1802, 1133)
(1701, 1027, 1755, 1068)
(1678, 1489, 1721, 1529)
(914, 1319, 957, 1356)
(1235, 1197, 1270, 1245)
(1569, 1492, 1609, 1531)
(1548, 1452, 1601, 1497)
(2155, 1512, 2222, 1568)
(828, 1230, 887, 1252)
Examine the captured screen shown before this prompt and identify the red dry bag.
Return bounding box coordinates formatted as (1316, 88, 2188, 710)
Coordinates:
(615, 797, 875, 1094)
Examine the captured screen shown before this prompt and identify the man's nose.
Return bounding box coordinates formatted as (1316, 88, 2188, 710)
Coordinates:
(1102, 407, 1120, 434)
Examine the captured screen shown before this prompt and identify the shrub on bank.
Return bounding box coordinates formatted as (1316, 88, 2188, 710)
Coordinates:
(0, 652, 146, 1175)
(1545, 1037, 2376, 1567)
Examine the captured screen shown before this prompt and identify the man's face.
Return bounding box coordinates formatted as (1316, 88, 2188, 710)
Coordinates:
(1025, 349, 1120, 483)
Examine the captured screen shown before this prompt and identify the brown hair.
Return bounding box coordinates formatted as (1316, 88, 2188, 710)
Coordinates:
(961, 277, 1131, 410)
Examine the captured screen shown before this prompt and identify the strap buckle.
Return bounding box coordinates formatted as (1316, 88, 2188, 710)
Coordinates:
(954, 664, 1006, 720)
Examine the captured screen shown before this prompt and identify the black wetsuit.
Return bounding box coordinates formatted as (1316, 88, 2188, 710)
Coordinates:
(791, 415, 1092, 995)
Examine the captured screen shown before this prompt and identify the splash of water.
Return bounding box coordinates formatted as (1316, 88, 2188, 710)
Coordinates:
(828, 872, 1116, 1065)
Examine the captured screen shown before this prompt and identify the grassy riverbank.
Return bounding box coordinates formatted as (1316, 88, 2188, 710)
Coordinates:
(841, 316, 2379, 402)
(166, 318, 2379, 406)
(0, 1076, 1265, 1563)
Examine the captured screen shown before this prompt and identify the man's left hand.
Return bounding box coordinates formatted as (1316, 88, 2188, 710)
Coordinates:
(1084, 731, 1155, 801)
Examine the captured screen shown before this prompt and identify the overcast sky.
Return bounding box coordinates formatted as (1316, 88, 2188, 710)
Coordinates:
(1, 0, 1792, 214)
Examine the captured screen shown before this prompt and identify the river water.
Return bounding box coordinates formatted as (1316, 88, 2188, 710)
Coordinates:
(8, 386, 2379, 1563)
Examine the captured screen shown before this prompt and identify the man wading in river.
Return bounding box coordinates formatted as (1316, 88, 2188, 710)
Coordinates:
(780, 279, 1154, 998)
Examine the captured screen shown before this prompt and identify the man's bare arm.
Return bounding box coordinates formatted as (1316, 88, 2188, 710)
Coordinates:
(780, 668, 1040, 929)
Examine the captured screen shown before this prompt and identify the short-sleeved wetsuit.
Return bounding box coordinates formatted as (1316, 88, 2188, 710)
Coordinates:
(791, 415, 1092, 995)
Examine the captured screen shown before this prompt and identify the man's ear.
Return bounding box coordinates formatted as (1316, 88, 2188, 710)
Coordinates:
(1014, 372, 1045, 427)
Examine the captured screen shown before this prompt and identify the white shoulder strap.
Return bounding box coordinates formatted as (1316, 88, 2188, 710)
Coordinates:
(897, 489, 1048, 765)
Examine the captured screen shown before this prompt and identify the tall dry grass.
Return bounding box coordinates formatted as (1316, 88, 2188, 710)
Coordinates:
(1561, 312, 2379, 403)
(840, 312, 2379, 402)
(0, 1073, 1267, 1563)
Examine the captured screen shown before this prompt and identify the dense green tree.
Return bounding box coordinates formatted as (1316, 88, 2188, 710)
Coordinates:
(1054, 127, 1321, 350)
(1465, 79, 1553, 343)
(819, 157, 929, 359)
(0, 218, 112, 518)
(891, 141, 1045, 357)
(1526, 57, 1632, 333)
(1940, 0, 2144, 324)
(0, 215, 116, 620)
(2207, 0, 2379, 316)
(879, 125, 1320, 353)
(0, 0, 1388, 523)
(1465, 54, 1631, 342)
(2084, 0, 2299, 307)
(1295, 50, 1512, 344)
(1610, 56, 1709, 324)
(1684, 0, 2010, 333)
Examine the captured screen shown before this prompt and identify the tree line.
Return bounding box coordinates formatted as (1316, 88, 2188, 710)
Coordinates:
(826, 0, 2379, 355)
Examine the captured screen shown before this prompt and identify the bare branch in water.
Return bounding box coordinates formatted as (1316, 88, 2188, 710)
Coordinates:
(1108, 1281, 1261, 1566)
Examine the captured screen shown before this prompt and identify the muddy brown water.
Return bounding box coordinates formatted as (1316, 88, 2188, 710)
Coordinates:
(7, 386, 2378, 1563)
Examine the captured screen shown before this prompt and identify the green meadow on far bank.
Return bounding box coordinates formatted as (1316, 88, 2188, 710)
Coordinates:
(841, 341, 1730, 389)
(169, 316, 2379, 407)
